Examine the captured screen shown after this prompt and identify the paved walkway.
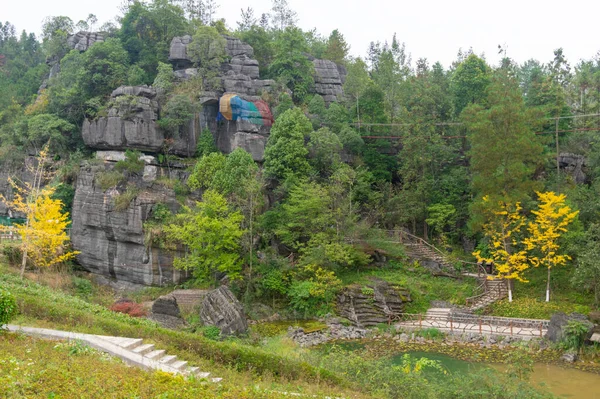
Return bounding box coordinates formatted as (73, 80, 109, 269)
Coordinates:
(395, 310, 547, 339)
(6, 325, 221, 382)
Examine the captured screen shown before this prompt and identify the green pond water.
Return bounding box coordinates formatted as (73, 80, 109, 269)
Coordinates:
(393, 351, 600, 399)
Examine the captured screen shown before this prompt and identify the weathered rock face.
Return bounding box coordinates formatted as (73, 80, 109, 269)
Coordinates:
(82, 85, 199, 157)
(215, 118, 269, 161)
(199, 286, 248, 335)
(545, 312, 594, 343)
(558, 153, 588, 184)
(337, 279, 411, 327)
(67, 31, 104, 52)
(168, 34, 274, 97)
(313, 59, 346, 104)
(70, 154, 190, 286)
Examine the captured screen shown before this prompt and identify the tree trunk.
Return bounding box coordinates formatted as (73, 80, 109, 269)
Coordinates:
(20, 248, 28, 279)
(546, 267, 551, 302)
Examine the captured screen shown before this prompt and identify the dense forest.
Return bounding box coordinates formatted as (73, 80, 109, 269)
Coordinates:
(1, 0, 600, 316)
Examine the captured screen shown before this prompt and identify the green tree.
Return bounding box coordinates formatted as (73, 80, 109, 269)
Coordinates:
(464, 69, 544, 228)
(165, 189, 244, 284)
(263, 108, 312, 182)
(344, 57, 371, 126)
(270, 0, 297, 30)
(308, 127, 342, 177)
(187, 25, 227, 90)
(451, 53, 491, 116)
(572, 223, 600, 306)
(323, 29, 349, 64)
(269, 27, 314, 103)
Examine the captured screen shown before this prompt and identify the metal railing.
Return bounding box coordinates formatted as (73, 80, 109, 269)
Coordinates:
(393, 312, 549, 337)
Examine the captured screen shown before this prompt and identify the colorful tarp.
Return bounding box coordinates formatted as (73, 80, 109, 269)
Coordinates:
(217, 93, 273, 127)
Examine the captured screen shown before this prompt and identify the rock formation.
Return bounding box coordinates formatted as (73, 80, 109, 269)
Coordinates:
(199, 286, 248, 335)
(558, 153, 588, 184)
(337, 278, 411, 327)
(67, 31, 104, 52)
(545, 312, 593, 343)
(149, 294, 186, 329)
(312, 59, 347, 104)
(82, 85, 199, 157)
(70, 152, 190, 286)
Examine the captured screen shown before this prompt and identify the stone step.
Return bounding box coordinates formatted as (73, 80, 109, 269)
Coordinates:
(103, 337, 143, 350)
(171, 360, 188, 370)
(132, 343, 155, 355)
(159, 355, 178, 365)
(145, 349, 166, 360)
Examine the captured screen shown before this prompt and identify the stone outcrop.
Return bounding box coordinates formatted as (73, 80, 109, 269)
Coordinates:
(70, 153, 190, 286)
(558, 153, 587, 184)
(199, 286, 248, 335)
(312, 59, 346, 104)
(82, 85, 199, 157)
(287, 319, 368, 347)
(149, 294, 186, 329)
(337, 279, 411, 327)
(67, 31, 104, 52)
(545, 312, 593, 343)
(168, 34, 274, 97)
(215, 118, 269, 161)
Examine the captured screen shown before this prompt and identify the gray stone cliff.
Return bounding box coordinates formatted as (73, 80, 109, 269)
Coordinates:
(70, 152, 190, 286)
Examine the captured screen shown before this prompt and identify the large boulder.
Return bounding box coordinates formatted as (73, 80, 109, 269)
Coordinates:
(150, 294, 186, 329)
(337, 278, 411, 327)
(199, 286, 248, 335)
(545, 312, 594, 343)
(70, 158, 190, 286)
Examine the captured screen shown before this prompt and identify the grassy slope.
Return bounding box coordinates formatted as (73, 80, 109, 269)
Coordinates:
(485, 265, 594, 319)
(339, 262, 479, 314)
(0, 262, 369, 399)
(0, 333, 284, 399)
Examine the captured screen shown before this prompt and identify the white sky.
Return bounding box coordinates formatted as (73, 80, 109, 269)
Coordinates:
(3, 0, 600, 69)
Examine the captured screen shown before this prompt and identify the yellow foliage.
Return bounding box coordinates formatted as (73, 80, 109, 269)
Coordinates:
(0, 144, 78, 270)
(473, 197, 529, 282)
(23, 89, 49, 115)
(524, 191, 578, 271)
(17, 195, 79, 268)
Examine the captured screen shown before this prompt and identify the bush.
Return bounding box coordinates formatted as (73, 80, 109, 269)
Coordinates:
(114, 150, 145, 174)
(72, 277, 93, 299)
(0, 289, 17, 326)
(109, 300, 147, 318)
(95, 170, 125, 190)
(562, 320, 591, 352)
(113, 184, 140, 211)
(2, 245, 22, 266)
(201, 325, 221, 340)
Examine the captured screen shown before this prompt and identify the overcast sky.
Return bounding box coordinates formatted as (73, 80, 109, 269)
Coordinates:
(4, 0, 600, 69)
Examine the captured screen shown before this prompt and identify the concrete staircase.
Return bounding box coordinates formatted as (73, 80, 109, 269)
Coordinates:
(403, 241, 455, 272)
(7, 325, 221, 382)
(465, 276, 508, 311)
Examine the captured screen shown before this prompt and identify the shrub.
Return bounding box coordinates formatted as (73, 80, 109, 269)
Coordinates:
(113, 184, 140, 211)
(72, 277, 93, 299)
(2, 245, 22, 266)
(114, 150, 145, 174)
(95, 170, 125, 190)
(201, 325, 221, 340)
(0, 289, 17, 326)
(562, 320, 591, 352)
(109, 300, 147, 318)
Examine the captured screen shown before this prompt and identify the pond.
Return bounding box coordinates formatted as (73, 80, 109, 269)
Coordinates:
(393, 351, 600, 399)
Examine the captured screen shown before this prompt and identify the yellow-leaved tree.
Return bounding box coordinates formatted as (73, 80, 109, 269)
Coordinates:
(473, 196, 529, 302)
(524, 192, 578, 302)
(0, 145, 78, 277)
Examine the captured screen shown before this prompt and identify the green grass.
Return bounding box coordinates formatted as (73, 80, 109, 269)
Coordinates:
(0, 333, 285, 399)
(0, 264, 364, 399)
(486, 266, 595, 319)
(339, 262, 478, 314)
